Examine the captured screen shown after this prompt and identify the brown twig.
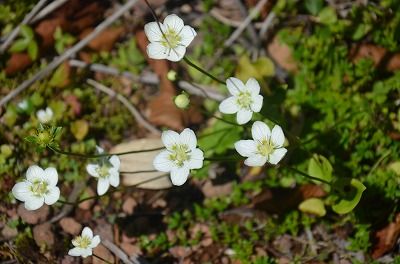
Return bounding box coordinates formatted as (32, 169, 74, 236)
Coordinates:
(102, 239, 148, 264)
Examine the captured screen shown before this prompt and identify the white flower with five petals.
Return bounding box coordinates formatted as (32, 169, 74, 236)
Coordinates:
(12, 165, 60, 210)
(153, 128, 204, 186)
(144, 14, 197, 61)
(86, 150, 120, 195)
(219, 77, 263, 124)
(234, 121, 287, 166)
(68, 227, 100, 258)
(36, 107, 53, 124)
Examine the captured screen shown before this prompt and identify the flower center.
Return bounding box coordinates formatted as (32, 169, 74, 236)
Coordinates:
(169, 144, 190, 167)
(30, 180, 48, 197)
(161, 28, 181, 48)
(236, 91, 253, 109)
(96, 165, 110, 178)
(73, 235, 91, 249)
(257, 139, 275, 156)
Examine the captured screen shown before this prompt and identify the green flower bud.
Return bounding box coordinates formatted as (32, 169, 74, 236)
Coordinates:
(167, 70, 177, 81)
(0, 145, 12, 158)
(174, 93, 190, 109)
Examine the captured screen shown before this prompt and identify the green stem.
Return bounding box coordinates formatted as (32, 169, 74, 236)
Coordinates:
(48, 145, 163, 159)
(201, 109, 240, 126)
(93, 253, 113, 264)
(183, 57, 226, 85)
(204, 156, 238, 162)
(287, 166, 332, 186)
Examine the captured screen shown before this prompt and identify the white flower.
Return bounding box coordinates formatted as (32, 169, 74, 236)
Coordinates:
(153, 128, 204, 186)
(68, 227, 100, 258)
(12, 165, 60, 210)
(36, 107, 53, 124)
(144, 14, 197, 61)
(18, 100, 28, 110)
(86, 154, 120, 196)
(219, 77, 263, 124)
(234, 121, 287, 166)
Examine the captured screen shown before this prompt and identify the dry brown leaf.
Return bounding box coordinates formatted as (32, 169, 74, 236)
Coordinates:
(372, 213, 400, 259)
(33, 222, 54, 247)
(17, 204, 49, 224)
(350, 44, 400, 72)
(59, 217, 82, 235)
(111, 138, 172, 189)
(5, 53, 32, 75)
(268, 36, 298, 73)
(93, 244, 114, 264)
(201, 180, 233, 198)
(122, 197, 138, 214)
(80, 27, 124, 52)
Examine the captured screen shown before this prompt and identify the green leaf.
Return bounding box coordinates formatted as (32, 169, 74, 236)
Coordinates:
(307, 154, 333, 184)
(9, 38, 29, 52)
(24, 135, 38, 144)
(318, 7, 337, 25)
(236, 54, 275, 81)
(352, 23, 372, 40)
(299, 198, 326, 217)
(20, 25, 34, 39)
(304, 0, 323, 15)
(332, 179, 366, 214)
(27, 41, 38, 60)
(70, 120, 89, 141)
(388, 161, 400, 175)
(49, 63, 69, 87)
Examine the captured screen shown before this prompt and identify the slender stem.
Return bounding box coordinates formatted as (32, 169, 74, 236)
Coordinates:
(204, 156, 238, 162)
(200, 109, 240, 126)
(183, 57, 226, 85)
(93, 253, 113, 264)
(120, 169, 157, 174)
(48, 145, 163, 159)
(287, 166, 331, 185)
(57, 200, 75, 205)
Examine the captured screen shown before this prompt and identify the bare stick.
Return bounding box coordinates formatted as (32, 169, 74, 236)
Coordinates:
(102, 239, 147, 264)
(178, 81, 225, 101)
(0, 0, 139, 109)
(87, 79, 161, 135)
(0, 0, 48, 53)
(259, 11, 276, 40)
(30, 0, 69, 24)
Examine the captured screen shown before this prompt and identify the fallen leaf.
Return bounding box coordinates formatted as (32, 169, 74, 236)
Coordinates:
(64, 94, 82, 116)
(5, 53, 32, 75)
(122, 197, 138, 215)
(59, 217, 82, 235)
(80, 27, 125, 52)
(33, 222, 54, 247)
(111, 138, 172, 189)
(201, 180, 233, 198)
(1, 225, 18, 239)
(94, 219, 113, 242)
(268, 36, 298, 73)
(17, 204, 49, 224)
(350, 44, 400, 72)
(78, 187, 95, 210)
(372, 213, 400, 259)
(120, 242, 142, 256)
(93, 244, 114, 264)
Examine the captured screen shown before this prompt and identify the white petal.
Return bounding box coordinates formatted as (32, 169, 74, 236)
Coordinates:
(26, 165, 44, 182)
(180, 128, 197, 150)
(36, 110, 48, 123)
(153, 150, 173, 172)
(96, 145, 104, 154)
(144, 21, 164, 42)
(24, 195, 44, 210)
(81, 248, 93, 258)
(244, 154, 267, 167)
(109, 155, 120, 169)
(44, 186, 60, 205)
(166, 45, 186, 62)
(236, 109, 253, 125)
(82, 227, 93, 239)
(188, 148, 204, 169)
(44, 167, 58, 186)
(269, 148, 287, 165)
(163, 14, 184, 33)
(108, 168, 120, 187)
(251, 121, 271, 141)
(68, 247, 84, 257)
(234, 140, 257, 157)
(12, 182, 30, 201)
(90, 235, 101, 248)
(250, 94, 263, 113)
(86, 164, 99, 177)
(147, 42, 168, 60)
(45, 107, 53, 117)
(179, 25, 197, 47)
(219, 97, 239, 114)
(246, 78, 260, 95)
(271, 125, 285, 147)
(170, 167, 190, 186)
(162, 130, 180, 149)
(97, 178, 110, 196)
(226, 77, 246, 95)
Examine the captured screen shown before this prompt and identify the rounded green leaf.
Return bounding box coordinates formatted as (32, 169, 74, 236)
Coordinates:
(9, 38, 29, 52)
(299, 198, 326, 217)
(308, 154, 333, 184)
(332, 179, 366, 215)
